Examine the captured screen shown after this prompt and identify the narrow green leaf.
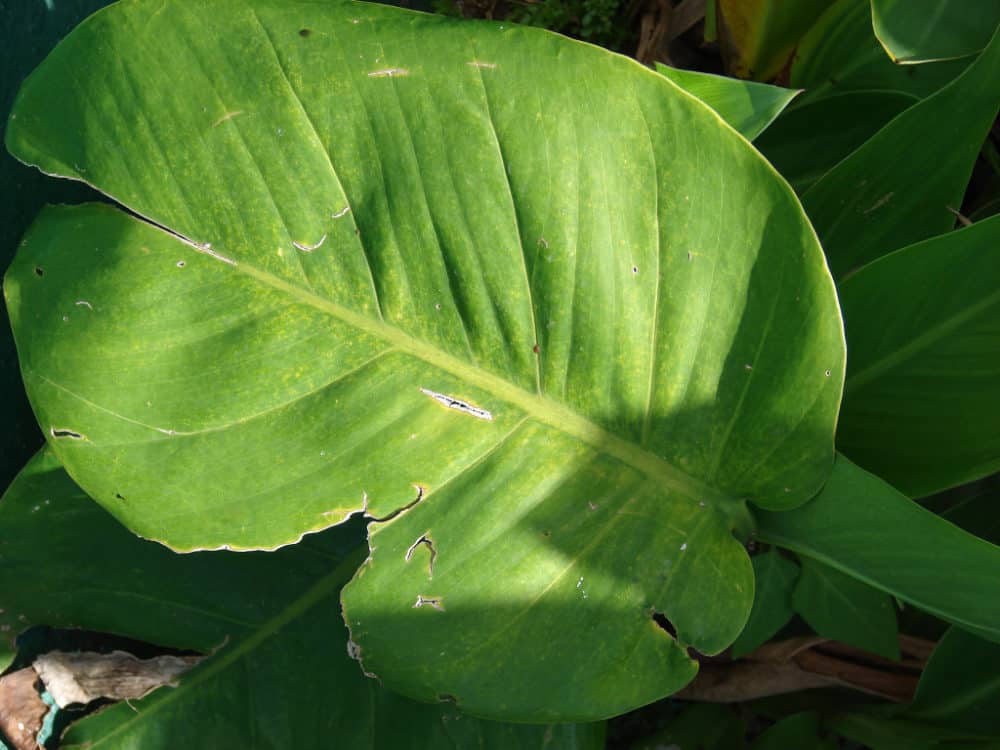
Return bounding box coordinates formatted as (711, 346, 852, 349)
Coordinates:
(826, 711, 965, 750)
(801, 25, 1000, 277)
(792, 0, 969, 100)
(755, 455, 1000, 643)
(3, 0, 846, 720)
(654, 64, 799, 141)
(837, 215, 1000, 497)
(904, 627, 1000, 737)
(715, 0, 836, 80)
(793, 558, 899, 659)
(755, 90, 916, 193)
(630, 703, 745, 750)
(872, 0, 1000, 63)
(731, 548, 799, 658)
(0, 450, 604, 749)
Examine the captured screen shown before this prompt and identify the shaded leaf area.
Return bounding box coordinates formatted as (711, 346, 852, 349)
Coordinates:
(4, 0, 845, 719)
(903, 627, 1000, 738)
(872, 0, 1000, 63)
(755, 90, 916, 194)
(654, 63, 799, 141)
(792, 558, 899, 660)
(829, 713, 1000, 750)
(837, 215, 1000, 497)
(791, 0, 969, 101)
(750, 712, 836, 750)
(0, 450, 604, 749)
(629, 703, 745, 750)
(0, 0, 114, 490)
(730, 548, 798, 658)
(755, 455, 1000, 643)
(800, 24, 1000, 278)
(714, 0, 835, 80)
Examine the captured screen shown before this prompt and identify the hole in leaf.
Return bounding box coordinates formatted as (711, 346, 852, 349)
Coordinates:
(299, 28, 311, 37)
(33, 267, 44, 277)
(651, 610, 677, 639)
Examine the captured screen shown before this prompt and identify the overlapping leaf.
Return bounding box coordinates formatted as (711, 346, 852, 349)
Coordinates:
(0, 450, 604, 749)
(4, 0, 844, 719)
(837, 215, 1000, 496)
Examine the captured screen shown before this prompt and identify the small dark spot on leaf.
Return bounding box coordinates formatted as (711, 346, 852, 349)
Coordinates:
(299, 28, 311, 37)
(632, 266, 638, 274)
(34, 267, 44, 277)
(115, 492, 126, 502)
(532, 344, 540, 354)
(542, 530, 551, 537)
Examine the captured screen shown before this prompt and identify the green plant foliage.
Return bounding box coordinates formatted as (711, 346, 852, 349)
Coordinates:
(793, 558, 899, 659)
(3, 0, 846, 720)
(730, 548, 799, 658)
(754, 90, 916, 193)
(837, 215, 1000, 497)
(756, 455, 1000, 643)
(654, 64, 800, 141)
(904, 627, 1000, 737)
(791, 0, 969, 100)
(629, 703, 745, 750)
(800, 25, 1000, 278)
(0, 0, 115, 490)
(0, 449, 604, 749)
(872, 0, 1000, 63)
(750, 712, 835, 750)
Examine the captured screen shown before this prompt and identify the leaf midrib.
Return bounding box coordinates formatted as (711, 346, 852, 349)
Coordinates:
(184, 238, 730, 509)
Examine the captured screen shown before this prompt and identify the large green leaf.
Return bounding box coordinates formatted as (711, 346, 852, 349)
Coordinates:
(872, 0, 1000, 63)
(791, 0, 969, 100)
(3, 0, 845, 720)
(0, 450, 604, 749)
(653, 64, 799, 141)
(837, 215, 1000, 497)
(756, 455, 1000, 643)
(800, 25, 1000, 277)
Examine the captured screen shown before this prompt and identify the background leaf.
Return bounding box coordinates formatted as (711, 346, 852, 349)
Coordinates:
(791, 0, 969, 100)
(4, 0, 845, 720)
(792, 558, 899, 659)
(750, 712, 834, 750)
(0, 450, 604, 749)
(755, 90, 916, 193)
(629, 703, 745, 750)
(903, 627, 1000, 737)
(800, 24, 1000, 278)
(731, 548, 799, 658)
(654, 64, 799, 141)
(714, 0, 836, 80)
(872, 0, 1000, 63)
(837, 215, 1000, 497)
(755, 455, 1000, 643)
